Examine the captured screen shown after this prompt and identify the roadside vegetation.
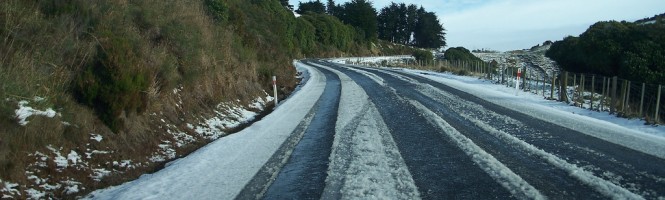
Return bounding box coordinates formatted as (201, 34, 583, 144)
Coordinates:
(0, 0, 445, 198)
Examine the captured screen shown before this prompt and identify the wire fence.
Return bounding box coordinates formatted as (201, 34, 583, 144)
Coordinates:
(381, 59, 665, 125)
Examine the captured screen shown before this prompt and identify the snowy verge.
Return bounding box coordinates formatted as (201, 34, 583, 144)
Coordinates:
(85, 62, 326, 199)
(314, 64, 420, 199)
(403, 69, 665, 159)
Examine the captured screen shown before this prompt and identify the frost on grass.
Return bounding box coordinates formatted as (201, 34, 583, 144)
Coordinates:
(149, 141, 177, 163)
(1, 179, 20, 199)
(90, 134, 103, 142)
(91, 168, 113, 182)
(15, 99, 57, 126)
(191, 95, 269, 140)
(47, 146, 70, 170)
(4, 86, 274, 198)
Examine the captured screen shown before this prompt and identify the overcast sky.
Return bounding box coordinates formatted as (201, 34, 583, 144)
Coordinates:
(288, 0, 665, 51)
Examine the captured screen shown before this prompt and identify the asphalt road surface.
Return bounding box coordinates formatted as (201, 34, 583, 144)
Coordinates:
(239, 60, 665, 200)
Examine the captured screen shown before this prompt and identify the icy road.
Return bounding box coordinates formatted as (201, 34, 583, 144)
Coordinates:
(88, 60, 665, 199)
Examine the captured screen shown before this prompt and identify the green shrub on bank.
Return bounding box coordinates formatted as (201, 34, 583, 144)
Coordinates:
(204, 0, 229, 23)
(74, 31, 149, 132)
(413, 49, 433, 65)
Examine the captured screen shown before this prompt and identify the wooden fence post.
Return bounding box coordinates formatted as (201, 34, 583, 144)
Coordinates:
(551, 75, 556, 100)
(561, 72, 569, 102)
(626, 81, 631, 115)
(640, 83, 645, 117)
(522, 67, 526, 90)
(611, 77, 617, 114)
(656, 85, 662, 123)
(605, 78, 612, 113)
(601, 77, 606, 111)
(580, 75, 585, 107)
(591, 75, 595, 110)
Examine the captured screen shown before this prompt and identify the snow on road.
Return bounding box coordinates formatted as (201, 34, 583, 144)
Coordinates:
(85, 62, 326, 199)
(315, 64, 420, 199)
(401, 69, 665, 159)
(406, 99, 545, 200)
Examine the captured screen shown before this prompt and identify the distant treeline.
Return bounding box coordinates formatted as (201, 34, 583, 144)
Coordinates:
(546, 15, 665, 84)
(289, 0, 446, 51)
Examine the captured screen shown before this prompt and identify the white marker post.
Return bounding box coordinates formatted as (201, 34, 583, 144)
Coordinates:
(273, 76, 278, 106)
(516, 68, 522, 96)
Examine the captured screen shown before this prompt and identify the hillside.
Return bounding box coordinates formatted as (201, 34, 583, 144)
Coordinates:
(474, 43, 559, 81)
(0, 0, 414, 198)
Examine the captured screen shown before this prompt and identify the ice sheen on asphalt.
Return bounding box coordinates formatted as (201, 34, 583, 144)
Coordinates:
(262, 63, 341, 199)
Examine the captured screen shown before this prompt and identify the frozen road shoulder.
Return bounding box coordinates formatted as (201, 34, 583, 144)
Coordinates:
(85, 62, 326, 199)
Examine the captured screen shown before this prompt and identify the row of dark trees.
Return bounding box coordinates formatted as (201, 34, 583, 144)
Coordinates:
(377, 2, 446, 48)
(288, 0, 446, 49)
(546, 18, 665, 84)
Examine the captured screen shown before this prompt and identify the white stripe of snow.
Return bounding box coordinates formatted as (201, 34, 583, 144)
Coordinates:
(85, 62, 327, 199)
(407, 70, 665, 160)
(407, 99, 545, 200)
(314, 64, 420, 199)
(384, 68, 643, 199)
(461, 114, 643, 199)
(336, 64, 385, 86)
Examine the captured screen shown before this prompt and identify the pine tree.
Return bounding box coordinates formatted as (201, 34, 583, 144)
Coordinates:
(296, 0, 326, 15)
(279, 0, 293, 11)
(337, 0, 378, 42)
(326, 0, 337, 16)
(413, 8, 446, 49)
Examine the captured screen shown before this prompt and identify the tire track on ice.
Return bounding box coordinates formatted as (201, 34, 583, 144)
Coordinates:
(325, 61, 514, 199)
(315, 63, 420, 200)
(261, 62, 341, 199)
(358, 66, 643, 199)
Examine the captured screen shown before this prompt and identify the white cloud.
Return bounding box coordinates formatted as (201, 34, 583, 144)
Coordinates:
(442, 0, 665, 50)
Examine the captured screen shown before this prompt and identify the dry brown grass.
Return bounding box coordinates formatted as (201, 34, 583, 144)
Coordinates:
(0, 0, 300, 198)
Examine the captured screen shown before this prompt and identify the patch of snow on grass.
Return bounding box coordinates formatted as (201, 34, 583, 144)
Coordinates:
(91, 168, 112, 182)
(90, 134, 103, 142)
(15, 100, 57, 126)
(113, 160, 134, 169)
(25, 188, 45, 199)
(85, 150, 111, 159)
(1, 179, 21, 198)
(64, 184, 80, 195)
(47, 146, 68, 169)
(194, 117, 225, 140)
(67, 150, 81, 166)
(149, 142, 176, 162)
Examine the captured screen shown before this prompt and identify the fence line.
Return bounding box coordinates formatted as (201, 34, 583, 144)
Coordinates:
(351, 58, 665, 125)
